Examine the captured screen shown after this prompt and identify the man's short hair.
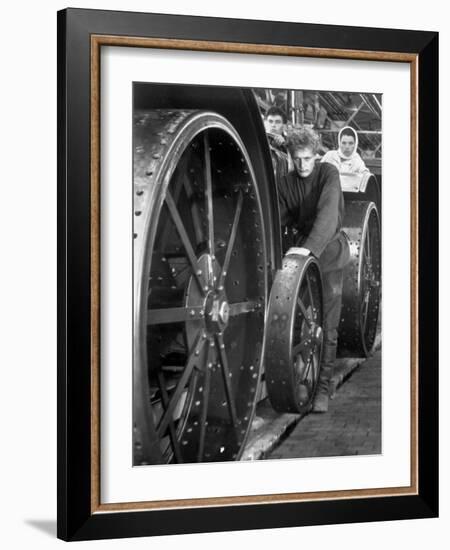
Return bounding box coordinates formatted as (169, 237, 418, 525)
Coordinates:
(286, 127, 321, 155)
(266, 106, 287, 123)
(340, 127, 357, 141)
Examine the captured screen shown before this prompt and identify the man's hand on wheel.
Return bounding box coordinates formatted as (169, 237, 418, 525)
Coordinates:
(286, 247, 311, 257)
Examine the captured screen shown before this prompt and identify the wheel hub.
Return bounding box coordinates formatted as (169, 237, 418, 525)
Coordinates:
(185, 253, 232, 343)
(205, 291, 230, 333)
(312, 324, 323, 344)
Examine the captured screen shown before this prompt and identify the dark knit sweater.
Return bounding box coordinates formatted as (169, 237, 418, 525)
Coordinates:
(278, 162, 349, 270)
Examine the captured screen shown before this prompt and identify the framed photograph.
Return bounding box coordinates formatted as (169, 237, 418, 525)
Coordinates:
(57, 8, 438, 541)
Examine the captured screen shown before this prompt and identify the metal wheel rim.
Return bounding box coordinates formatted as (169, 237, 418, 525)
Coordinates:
(357, 206, 381, 354)
(339, 201, 381, 357)
(265, 255, 323, 413)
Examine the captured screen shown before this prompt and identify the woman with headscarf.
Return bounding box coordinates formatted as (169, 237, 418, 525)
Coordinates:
(321, 126, 369, 175)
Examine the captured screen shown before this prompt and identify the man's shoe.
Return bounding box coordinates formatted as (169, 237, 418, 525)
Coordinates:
(312, 392, 329, 413)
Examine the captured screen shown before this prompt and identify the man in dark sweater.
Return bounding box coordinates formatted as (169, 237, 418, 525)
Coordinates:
(277, 128, 350, 412)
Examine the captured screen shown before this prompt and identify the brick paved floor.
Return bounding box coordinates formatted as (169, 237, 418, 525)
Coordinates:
(269, 350, 381, 459)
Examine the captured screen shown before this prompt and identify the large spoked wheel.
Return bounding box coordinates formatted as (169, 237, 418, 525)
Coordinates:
(339, 201, 381, 357)
(133, 110, 268, 464)
(265, 255, 324, 414)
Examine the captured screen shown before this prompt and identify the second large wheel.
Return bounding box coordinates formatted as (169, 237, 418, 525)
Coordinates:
(339, 201, 381, 357)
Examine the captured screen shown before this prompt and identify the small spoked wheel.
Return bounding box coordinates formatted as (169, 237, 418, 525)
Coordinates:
(133, 110, 268, 464)
(339, 201, 381, 357)
(265, 255, 324, 414)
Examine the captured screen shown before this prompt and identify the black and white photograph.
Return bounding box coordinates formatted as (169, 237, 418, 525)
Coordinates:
(133, 83, 382, 466)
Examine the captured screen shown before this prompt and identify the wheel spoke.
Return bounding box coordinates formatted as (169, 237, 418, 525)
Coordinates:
(228, 300, 258, 317)
(294, 350, 313, 390)
(218, 191, 244, 288)
(197, 348, 212, 462)
(157, 332, 205, 437)
(183, 174, 204, 245)
(292, 339, 309, 357)
(301, 355, 314, 383)
(164, 189, 205, 294)
(215, 333, 238, 428)
(147, 305, 204, 325)
(204, 132, 215, 260)
(156, 372, 183, 463)
(297, 297, 313, 327)
(159, 167, 187, 248)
